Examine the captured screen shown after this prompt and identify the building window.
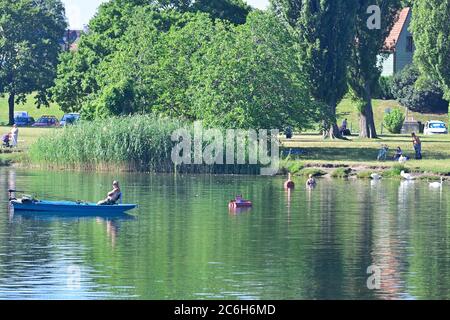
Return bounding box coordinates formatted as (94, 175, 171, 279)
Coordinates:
(406, 36, 414, 52)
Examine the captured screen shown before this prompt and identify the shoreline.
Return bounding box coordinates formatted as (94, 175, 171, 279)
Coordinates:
(2, 157, 448, 181)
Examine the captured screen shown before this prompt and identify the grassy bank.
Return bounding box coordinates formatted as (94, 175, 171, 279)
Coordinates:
(336, 99, 448, 134)
(0, 127, 56, 165)
(280, 133, 450, 176)
(2, 97, 449, 176)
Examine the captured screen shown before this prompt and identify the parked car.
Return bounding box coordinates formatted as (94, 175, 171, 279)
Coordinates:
(14, 111, 29, 118)
(32, 116, 59, 127)
(424, 121, 448, 135)
(14, 116, 35, 127)
(60, 113, 80, 126)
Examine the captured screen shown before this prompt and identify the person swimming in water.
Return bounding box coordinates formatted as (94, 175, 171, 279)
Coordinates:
(306, 174, 316, 188)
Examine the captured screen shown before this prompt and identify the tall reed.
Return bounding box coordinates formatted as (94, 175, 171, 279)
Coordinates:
(29, 115, 185, 172)
(28, 115, 263, 174)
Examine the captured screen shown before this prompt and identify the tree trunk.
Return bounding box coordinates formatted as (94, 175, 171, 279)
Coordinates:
(328, 102, 342, 139)
(359, 84, 378, 138)
(8, 93, 15, 125)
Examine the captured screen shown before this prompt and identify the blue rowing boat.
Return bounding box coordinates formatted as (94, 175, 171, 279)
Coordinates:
(10, 199, 137, 214)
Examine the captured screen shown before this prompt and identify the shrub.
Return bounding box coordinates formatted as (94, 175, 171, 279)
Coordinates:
(357, 171, 374, 179)
(280, 160, 304, 175)
(383, 109, 405, 134)
(391, 64, 448, 114)
(297, 168, 326, 177)
(330, 167, 352, 178)
(384, 164, 409, 177)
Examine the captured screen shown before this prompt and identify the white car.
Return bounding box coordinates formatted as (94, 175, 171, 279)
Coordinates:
(424, 121, 448, 135)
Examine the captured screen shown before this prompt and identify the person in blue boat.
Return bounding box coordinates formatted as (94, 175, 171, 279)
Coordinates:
(98, 180, 121, 205)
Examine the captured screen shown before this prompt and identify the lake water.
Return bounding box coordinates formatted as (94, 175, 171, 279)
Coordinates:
(0, 167, 449, 300)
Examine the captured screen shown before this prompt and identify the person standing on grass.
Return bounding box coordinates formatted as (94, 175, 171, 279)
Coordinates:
(10, 124, 18, 147)
(412, 133, 422, 160)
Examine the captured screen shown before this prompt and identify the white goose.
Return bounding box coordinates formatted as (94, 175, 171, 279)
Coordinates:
(429, 177, 444, 189)
(400, 171, 415, 181)
(370, 173, 382, 180)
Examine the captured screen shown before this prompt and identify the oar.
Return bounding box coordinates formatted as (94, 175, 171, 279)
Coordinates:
(8, 189, 25, 193)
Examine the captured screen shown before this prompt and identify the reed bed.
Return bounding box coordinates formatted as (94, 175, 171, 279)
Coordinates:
(29, 115, 185, 172)
(28, 115, 263, 174)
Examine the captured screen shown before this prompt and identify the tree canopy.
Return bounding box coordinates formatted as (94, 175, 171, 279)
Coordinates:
(347, 0, 402, 138)
(271, 0, 358, 138)
(411, 0, 450, 110)
(52, 5, 321, 129)
(0, 0, 67, 124)
(392, 64, 448, 114)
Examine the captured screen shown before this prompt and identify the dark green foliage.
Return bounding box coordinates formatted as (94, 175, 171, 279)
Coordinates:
(411, 0, 450, 121)
(52, 6, 321, 129)
(373, 76, 394, 100)
(392, 65, 448, 114)
(0, 0, 67, 124)
(192, 0, 251, 24)
(271, 0, 358, 138)
(331, 167, 352, 178)
(347, 0, 401, 138)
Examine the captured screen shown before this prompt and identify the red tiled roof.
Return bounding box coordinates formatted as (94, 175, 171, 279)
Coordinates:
(384, 7, 411, 52)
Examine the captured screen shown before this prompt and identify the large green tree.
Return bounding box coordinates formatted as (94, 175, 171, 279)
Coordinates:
(0, 0, 66, 124)
(52, 0, 251, 115)
(271, 0, 358, 138)
(189, 11, 321, 129)
(411, 0, 450, 119)
(75, 9, 320, 129)
(347, 0, 401, 138)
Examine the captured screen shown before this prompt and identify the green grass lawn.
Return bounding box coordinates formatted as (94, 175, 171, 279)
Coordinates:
(337, 98, 448, 133)
(281, 133, 450, 175)
(0, 126, 55, 165)
(0, 95, 64, 125)
(1, 96, 448, 175)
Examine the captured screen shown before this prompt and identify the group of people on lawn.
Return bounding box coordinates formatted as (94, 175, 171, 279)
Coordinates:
(379, 132, 422, 162)
(1, 125, 19, 148)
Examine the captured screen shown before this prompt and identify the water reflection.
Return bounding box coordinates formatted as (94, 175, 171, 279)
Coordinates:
(0, 168, 449, 299)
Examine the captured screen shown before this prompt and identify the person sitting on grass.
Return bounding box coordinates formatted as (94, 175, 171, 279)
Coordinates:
(377, 145, 389, 161)
(393, 147, 403, 161)
(97, 181, 121, 205)
(2, 133, 11, 148)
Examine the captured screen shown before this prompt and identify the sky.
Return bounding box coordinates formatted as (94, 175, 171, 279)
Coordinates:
(62, 0, 270, 29)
